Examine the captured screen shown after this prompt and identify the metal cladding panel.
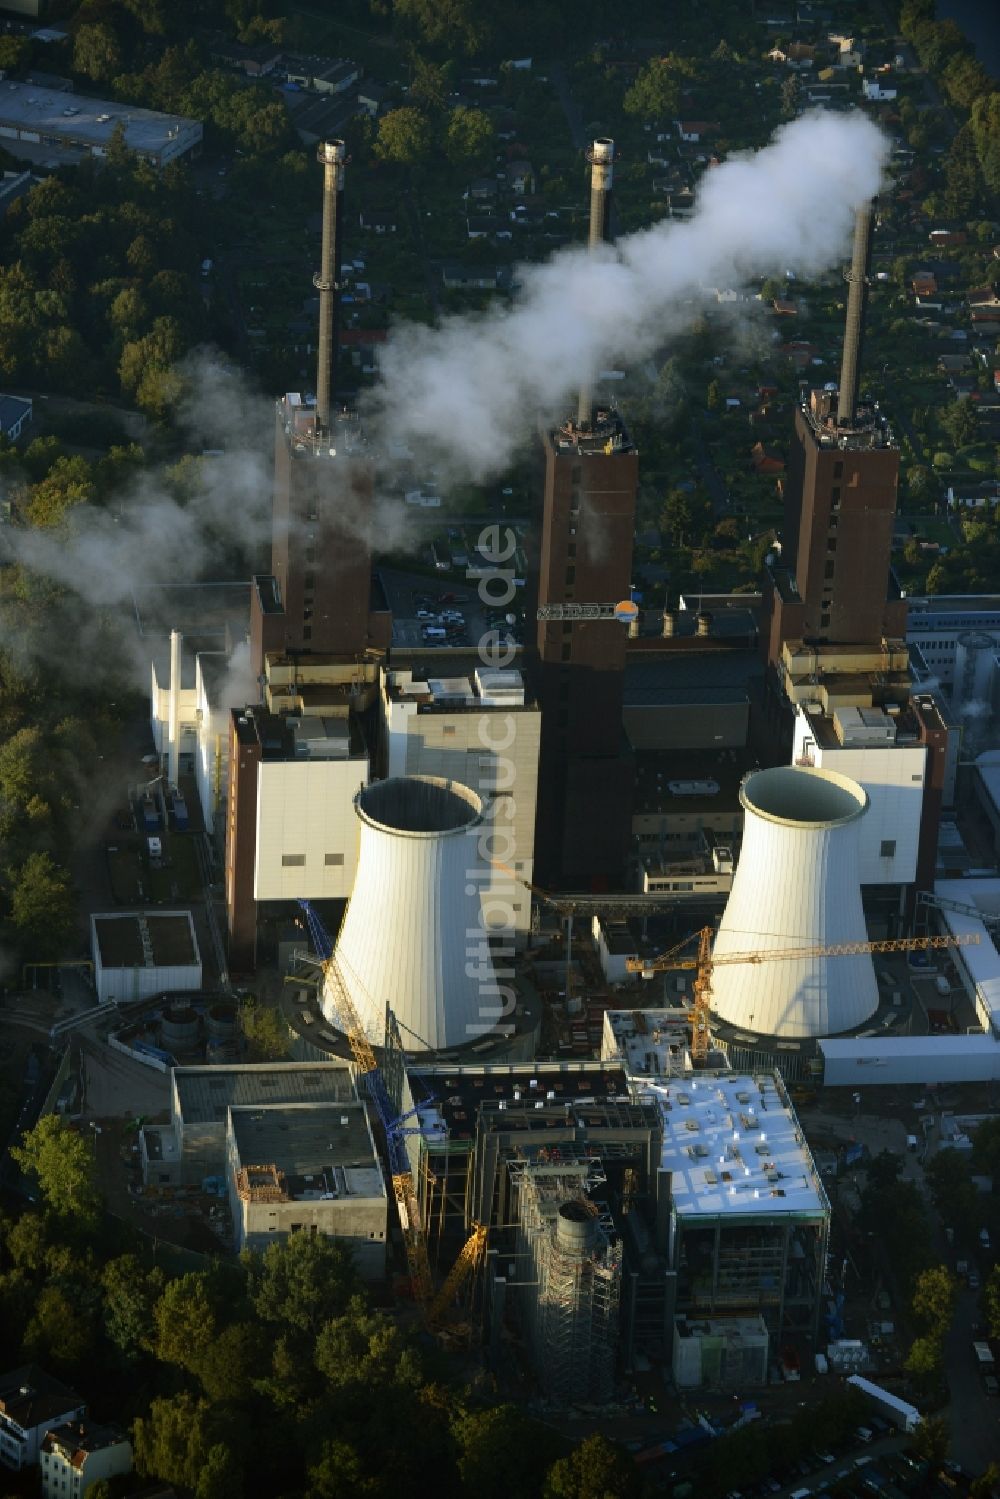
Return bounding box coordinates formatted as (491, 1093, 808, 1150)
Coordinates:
(329, 777, 496, 1050)
(711, 767, 878, 1038)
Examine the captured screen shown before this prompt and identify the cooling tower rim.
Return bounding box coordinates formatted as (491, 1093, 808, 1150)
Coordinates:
(740, 765, 868, 829)
(353, 774, 483, 839)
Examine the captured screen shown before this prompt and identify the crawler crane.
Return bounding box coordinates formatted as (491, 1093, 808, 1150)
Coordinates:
(296, 901, 486, 1329)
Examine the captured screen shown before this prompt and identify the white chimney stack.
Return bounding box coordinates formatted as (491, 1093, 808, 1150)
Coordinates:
(167, 629, 182, 788)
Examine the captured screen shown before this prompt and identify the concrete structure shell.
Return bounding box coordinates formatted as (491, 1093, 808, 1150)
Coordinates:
(711, 767, 878, 1038)
(330, 776, 498, 1050)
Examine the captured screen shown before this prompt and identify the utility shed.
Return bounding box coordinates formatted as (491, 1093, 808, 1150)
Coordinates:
(91, 911, 201, 1003)
(226, 1101, 387, 1277)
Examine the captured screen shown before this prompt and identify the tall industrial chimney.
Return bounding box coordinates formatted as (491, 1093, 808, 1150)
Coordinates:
(314, 139, 347, 436)
(576, 137, 615, 430)
(836, 200, 874, 428)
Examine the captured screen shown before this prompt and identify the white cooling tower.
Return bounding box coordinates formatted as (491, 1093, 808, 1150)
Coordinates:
(327, 775, 497, 1052)
(710, 766, 878, 1039)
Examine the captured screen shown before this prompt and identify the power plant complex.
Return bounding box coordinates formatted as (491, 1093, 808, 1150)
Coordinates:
(133, 121, 1000, 1406)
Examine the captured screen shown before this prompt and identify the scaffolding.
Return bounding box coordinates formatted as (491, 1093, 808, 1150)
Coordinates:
(510, 1161, 622, 1404)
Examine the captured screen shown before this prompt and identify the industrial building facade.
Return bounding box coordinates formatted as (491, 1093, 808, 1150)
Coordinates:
(380, 665, 541, 940)
(0, 80, 202, 167)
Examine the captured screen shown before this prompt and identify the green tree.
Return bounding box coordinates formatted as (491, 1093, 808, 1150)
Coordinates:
(23, 1284, 94, 1369)
(940, 398, 978, 449)
(624, 56, 691, 120)
(244, 1229, 361, 1337)
(410, 57, 451, 113)
(971, 1464, 1000, 1499)
(73, 21, 123, 83)
(453, 1405, 562, 1499)
(153, 1272, 221, 1372)
(10, 1116, 98, 1222)
(305, 1439, 375, 1499)
(706, 378, 722, 411)
(394, 0, 492, 54)
(374, 106, 433, 168)
(101, 1254, 164, 1361)
(910, 1413, 949, 1466)
(444, 106, 495, 170)
(660, 487, 694, 545)
(24, 455, 96, 528)
(7, 852, 77, 956)
(972, 1115, 1000, 1178)
(133, 1394, 232, 1493)
(314, 1299, 423, 1391)
(780, 76, 799, 118)
(971, 92, 1000, 194)
(238, 999, 289, 1061)
(985, 1264, 1000, 1340)
(196, 1322, 266, 1403)
(543, 1434, 643, 1499)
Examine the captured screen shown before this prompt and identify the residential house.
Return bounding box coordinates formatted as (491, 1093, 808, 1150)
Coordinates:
(0, 394, 32, 442)
(665, 188, 695, 219)
(357, 80, 391, 118)
(929, 229, 967, 247)
(829, 32, 864, 67)
(283, 54, 360, 95)
(358, 207, 397, 234)
(862, 76, 897, 102)
(772, 297, 798, 316)
(968, 286, 1000, 313)
(466, 213, 497, 239)
(937, 353, 970, 374)
(207, 39, 282, 76)
(751, 441, 785, 474)
(912, 271, 937, 296)
(468, 176, 499, 203)
(675, 120, 717, 143)
(0, 1368, 85, 1472)
(767, 42, 817, 66)
(442, 263, 507, 291)
(506, 160, 535, 195)
(339, 327, 387, 373)
(39, 1421, 132, 1499)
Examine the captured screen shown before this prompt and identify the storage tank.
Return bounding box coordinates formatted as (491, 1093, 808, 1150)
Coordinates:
(711, 766, 878, 1038)
(328, 776, 498, 1051)
(206, 1001, 238, 1042)
(160, 1002, 200, 1051)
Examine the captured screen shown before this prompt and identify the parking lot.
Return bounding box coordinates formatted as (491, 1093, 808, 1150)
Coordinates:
(378, 565, 525, 654)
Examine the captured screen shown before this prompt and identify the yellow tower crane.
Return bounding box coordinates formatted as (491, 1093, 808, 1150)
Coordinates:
(625, 928, 981, 1061)
(295, 902, 486, 1331)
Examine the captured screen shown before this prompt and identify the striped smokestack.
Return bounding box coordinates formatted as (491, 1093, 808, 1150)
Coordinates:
(836, 200, 875, 428)
(576, 137, 615, 430)
(314, 139, 347, 436)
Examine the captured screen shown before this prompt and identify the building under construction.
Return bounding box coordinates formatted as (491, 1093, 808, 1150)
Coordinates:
(509, 1162, 622, 1403)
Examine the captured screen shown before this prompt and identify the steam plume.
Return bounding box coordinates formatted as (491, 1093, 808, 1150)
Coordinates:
(368, 111, 888, 480)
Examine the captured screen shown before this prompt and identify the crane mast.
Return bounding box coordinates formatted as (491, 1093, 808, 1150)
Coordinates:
(296, 901, 484, 1328)
(627, 928, 981, 1061)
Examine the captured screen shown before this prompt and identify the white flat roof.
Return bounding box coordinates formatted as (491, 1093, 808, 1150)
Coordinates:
(640, 1072, 826, 1220)
(934, 877, 1000, 1031)
(604, 1009, 691, 1079)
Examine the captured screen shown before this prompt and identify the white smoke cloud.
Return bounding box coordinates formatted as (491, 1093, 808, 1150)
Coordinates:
(368, 110, 889, 481)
